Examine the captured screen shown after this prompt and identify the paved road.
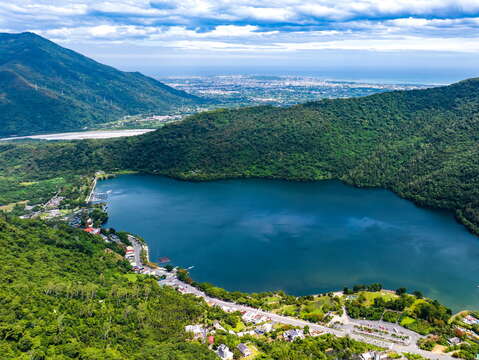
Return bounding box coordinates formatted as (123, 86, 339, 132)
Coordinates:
(129, 242, 453, 360)
(128, 235, 143, 267)
(156, 275, 454, 359)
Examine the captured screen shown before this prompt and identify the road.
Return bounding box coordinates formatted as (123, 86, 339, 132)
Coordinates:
(128, 243, 453, 360)
(128, 235, 144, 267)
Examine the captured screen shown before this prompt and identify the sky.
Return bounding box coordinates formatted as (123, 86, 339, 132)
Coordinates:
(1, 0, 479, 83)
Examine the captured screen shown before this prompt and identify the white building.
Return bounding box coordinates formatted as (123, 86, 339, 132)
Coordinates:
(255, 322, 273, 335)
(284, 329, 304, 342)
(216, 344, 233, 360)
(360, 351, 388, 360)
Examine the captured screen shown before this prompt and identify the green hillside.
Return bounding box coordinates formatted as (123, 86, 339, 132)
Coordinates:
(1, 78, 479, 233)
(0, 32, 202, 137)
(0, 216, 217, 359)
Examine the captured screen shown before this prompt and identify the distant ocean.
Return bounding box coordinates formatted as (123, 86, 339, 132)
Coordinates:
(145, 66, 478, 85)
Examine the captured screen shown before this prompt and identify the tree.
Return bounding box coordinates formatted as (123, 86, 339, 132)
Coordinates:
(412, 291, 423, 299)
(165, 264, 174, 272)
(396, 288, 407, 296)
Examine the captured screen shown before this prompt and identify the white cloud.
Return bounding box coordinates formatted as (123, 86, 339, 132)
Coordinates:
(1, 0, 479, 53)
(89, 25, 117, 37)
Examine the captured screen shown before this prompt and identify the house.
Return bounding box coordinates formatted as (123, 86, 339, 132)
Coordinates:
(83, 227, 101, 235)
(255, 322, 273, 335)
(237, 343, 251, 357)
(216, 344, 233, 360)
(242, 311, 256, 323)
(284, 329, 304, 342)
(360, 351, 388, 360)
(463, 315, 479, 325)
(237, 330, 256, 337)
(185, 325, 207, 340)
(208, 336, 215, 345)
(448, 337, 462, 346)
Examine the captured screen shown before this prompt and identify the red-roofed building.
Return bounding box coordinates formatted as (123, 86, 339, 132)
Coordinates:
(83, 227, 101, 235)
(208, 336, 214, 345)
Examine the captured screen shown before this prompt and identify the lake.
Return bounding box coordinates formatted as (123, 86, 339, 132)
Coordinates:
(97, 174, 479, 311)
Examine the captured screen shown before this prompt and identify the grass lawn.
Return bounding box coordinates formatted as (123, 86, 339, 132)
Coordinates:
(277, 304, 298, 316)
(400, 316, 416, 326)
(359, 291, 398, 306)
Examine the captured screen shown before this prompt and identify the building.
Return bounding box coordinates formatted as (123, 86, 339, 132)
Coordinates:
(237, 343, 251, 357)
(284, 329, 304, 342)
(242, 311, 268, 324)
(185, 325, 207, 340)
(360, 351, 388, 360)
(255, 322, 273, 335)
(83, 227, 101, 235)
(463, 315, 479, 325)
(216, 344, 233, 360)
(448, 337, 462, 346)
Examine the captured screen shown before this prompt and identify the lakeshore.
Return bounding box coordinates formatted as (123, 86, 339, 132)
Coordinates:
(96, 174, 479, 312)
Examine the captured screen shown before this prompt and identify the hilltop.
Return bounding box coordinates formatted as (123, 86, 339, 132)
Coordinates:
(0, 32, 202, 136)
(1, 78, 479, 233)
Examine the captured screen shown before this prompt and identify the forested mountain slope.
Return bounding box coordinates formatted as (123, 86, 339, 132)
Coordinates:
(0, 32, 202, 136)
(1, 78, 478, 233)
(0, 216, 217, 359)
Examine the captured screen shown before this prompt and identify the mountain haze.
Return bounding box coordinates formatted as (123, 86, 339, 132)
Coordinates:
(0, 32, 202, 136)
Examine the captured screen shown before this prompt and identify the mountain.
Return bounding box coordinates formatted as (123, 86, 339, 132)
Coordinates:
(0, 32, 202, 137)
(1, 78, 479, 234)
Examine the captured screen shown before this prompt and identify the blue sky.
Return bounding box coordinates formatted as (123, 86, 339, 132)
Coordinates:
(1, 1, 479, 82)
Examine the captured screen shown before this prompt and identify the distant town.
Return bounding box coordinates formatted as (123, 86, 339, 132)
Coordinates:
(160, 75, 432, 108)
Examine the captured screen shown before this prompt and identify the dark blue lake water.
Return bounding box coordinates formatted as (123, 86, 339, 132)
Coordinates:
(97, 174, 479, 311)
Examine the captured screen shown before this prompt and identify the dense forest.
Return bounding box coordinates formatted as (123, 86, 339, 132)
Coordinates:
(0, 32, 202, 136)
(0, 216, 216, 358)
(1, 77, 479, 234)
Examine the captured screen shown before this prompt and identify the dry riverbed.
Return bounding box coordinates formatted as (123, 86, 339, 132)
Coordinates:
(0, 129, 156, 141)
